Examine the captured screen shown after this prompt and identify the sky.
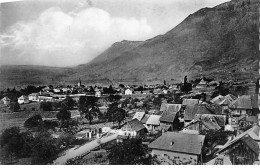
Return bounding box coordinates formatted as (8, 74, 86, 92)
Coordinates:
(0, 0, 230, 67)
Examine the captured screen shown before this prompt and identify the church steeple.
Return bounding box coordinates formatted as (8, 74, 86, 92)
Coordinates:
(78, 78, 81, 87)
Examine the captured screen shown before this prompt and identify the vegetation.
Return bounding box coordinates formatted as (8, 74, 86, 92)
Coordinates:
(9, 102, 20, 112)
(40, 102, 53, 111)
(106, 102, 128, 127)
(24, 114, 43, 130)
(107, 138, 149, 165)
(78, 96, 101, 124)
(56, 105, 71, 127)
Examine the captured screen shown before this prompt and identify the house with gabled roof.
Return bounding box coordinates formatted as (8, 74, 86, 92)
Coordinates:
(18, 95, 29, 104)
(159, 104, 182, 131)
(229, 95, 259, 116)
(1, 96, 11, 105)
(148, 132, 205, 165)
(217, 125, 260, 165)
(119, 119, 148, 139)
(184, 114, 226, 132)
(132, 111, 146, 121)
(146, 115, 161, 134)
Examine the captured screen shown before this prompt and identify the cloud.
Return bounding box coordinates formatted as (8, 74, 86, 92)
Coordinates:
(1, 7, 152, 66)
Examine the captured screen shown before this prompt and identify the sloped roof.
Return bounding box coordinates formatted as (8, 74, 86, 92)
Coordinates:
(225, 94, 237, 102)
(218, 98, 233, 106)
(159, 104, 181, 123)
(246, 116, 258, 124)
(218, 125, 260, 154)
(182, 99, 199, 106)
(205, 104, 223, 115)
(210, 95, 225, 104)
(132, 112, 145, 121)
(146, 115, 161, 126)
(195, 114, 226, 128)
(160, 112, 178, 123)
(18, 95, 28, 99)
(1, 96, 10, 101)
(124, 119, 147, 132)
(141, 114, 150, 124)
(229, 95, 256, 109)
(184, 104, 212, 121)
(148, 132, 205, 155)
(160, 103, 168, 112)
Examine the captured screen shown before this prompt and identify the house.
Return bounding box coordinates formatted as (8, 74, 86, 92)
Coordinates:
(18, 95, 29, 104)
(146, 115, 161, 134)
(132, 111, 146, 121)
(1, 96, 11, 105)
(211, 94, 237, 111)
(28, 93, 39, 102)
(95, 90, 101, 97)
(196, 78, 207, 89)
(159, 104, 182, 131)
(184, 104, 213, 123)
(229, 95, 259, 116)
(125, 88, 133, 95)
(119, 119, 148, 139)
(148, 132, 205, 165)
(182, 99, 199, 107)
(217, 125, 260, 165)
(184, 114, 226, 132)
(206, 154, 232, 165)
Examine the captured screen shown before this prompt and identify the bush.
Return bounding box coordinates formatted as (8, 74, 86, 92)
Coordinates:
(24, 114, 43, 130)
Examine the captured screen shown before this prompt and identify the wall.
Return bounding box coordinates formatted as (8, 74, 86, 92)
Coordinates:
(151, 149, 198, 165)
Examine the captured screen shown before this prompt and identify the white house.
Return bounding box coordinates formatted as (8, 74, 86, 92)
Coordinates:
(125, 88, 133, 95)
(1, 96, 11, 105)
(18, 95, 29, 104)
(95, 90, 102, 97)
(28, 93, 39, 102)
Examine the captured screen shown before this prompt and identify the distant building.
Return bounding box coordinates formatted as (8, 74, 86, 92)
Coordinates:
(196, 77, 207, 89)
(119, 119, 148, 139)
(95, 90, 101, 97)
(18, 95, 29, 104)
(148, 132, 205, 165)
(125, 88, 133, 95)
(1, 96, 11, 105)
(28, 93, 39, 102)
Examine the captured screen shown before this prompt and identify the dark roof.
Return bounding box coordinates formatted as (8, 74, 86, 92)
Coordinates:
(218, 126, 260, 154)
(159, 112, 178, 123)
(141, 114, 150, 124)
(195, 114, 226, 128)
(148, 132, 205, 155)
(184, 104, 212, 121)
(124, 119, 146, 132)
(159, 104, 181, 123)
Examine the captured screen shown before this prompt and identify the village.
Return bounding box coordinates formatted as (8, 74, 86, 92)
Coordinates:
(0, 76, 259, 165)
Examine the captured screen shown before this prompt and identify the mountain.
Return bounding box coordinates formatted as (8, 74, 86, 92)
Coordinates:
(70, 0, 259, 84)
(0, 0, 259, 89)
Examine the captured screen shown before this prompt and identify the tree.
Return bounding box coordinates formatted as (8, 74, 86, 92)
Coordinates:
(56, 105, 71, 127)
(31, 131, 59, 165)
(62, 96, 76, 110)
(40, 102, 53, 111)
(78, 96, 101, 124)
(9, 102, 20, 112)
(106, 102, 128, 127)
(0, 127, 32, 161)
(24, 114, 44, 130)
(164, 80, 167, 85)
(108, 138, 149, 165)
(108, 94, 122, 102)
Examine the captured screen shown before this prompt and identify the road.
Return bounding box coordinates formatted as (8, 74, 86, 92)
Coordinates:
(54, 133, 118, 165)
